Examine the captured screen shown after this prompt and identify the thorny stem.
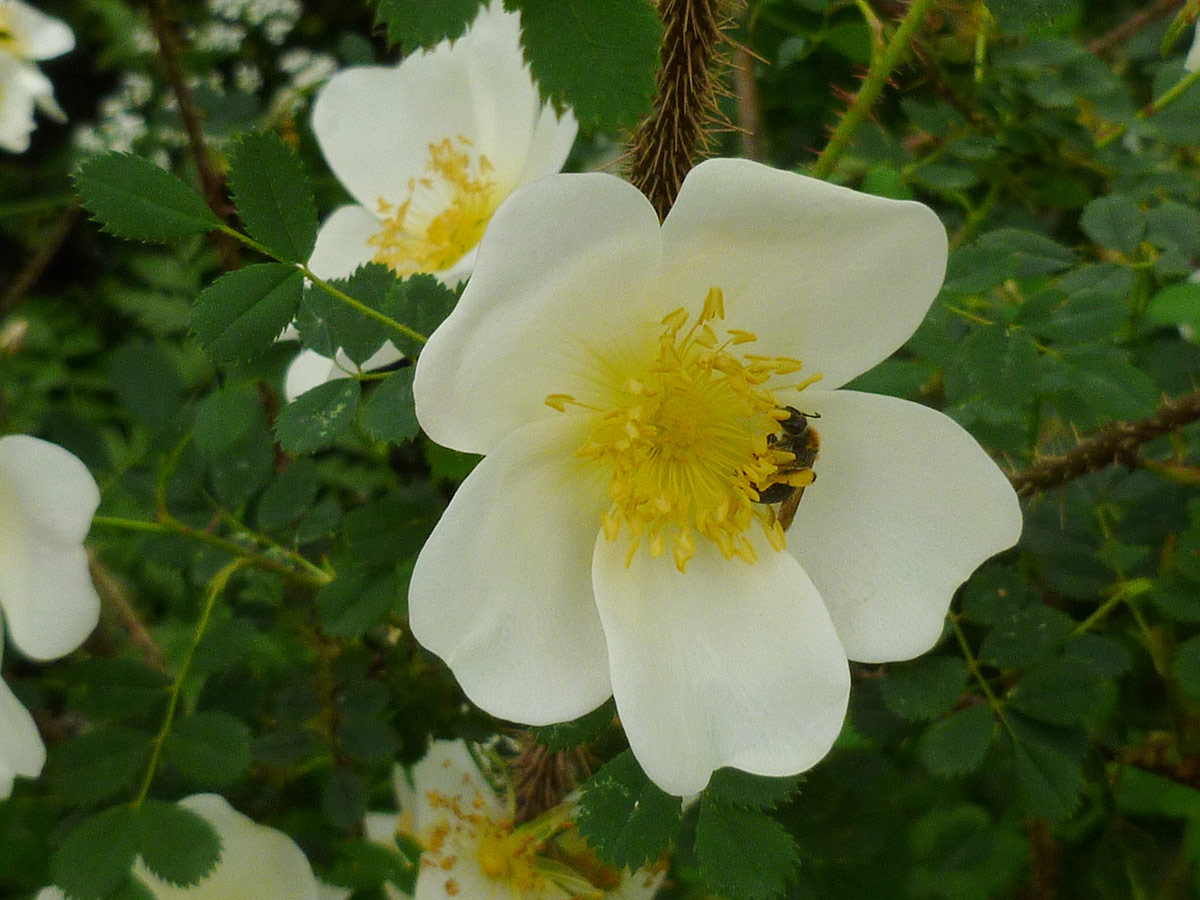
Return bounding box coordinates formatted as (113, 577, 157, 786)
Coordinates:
(92, 514, 331, 586)
(134, 559, 244, 806)
(89, 551, 168, 671)
(1009, 390, 1200, 497)
(810, 0, 939, 180)
(145, 0, 239, 269)
(215, 223, 428, 347)
(629, 0, 730, 219)
(950, 613, 1009, 729)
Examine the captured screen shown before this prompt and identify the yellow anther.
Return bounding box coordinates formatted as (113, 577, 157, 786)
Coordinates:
(661, 307, 689, 331)
(701, 286, 725, 321)
(728, 329, 757, 344)
(772, 357, 805, 375)
(795, 372, 825, 391)
(545, 393, 575, 412)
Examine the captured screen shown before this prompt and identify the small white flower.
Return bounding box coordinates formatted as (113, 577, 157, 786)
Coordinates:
(0, 0, 74, 153)
(0, 435, 101, 661)
(37, 794, 329, 900)
(1186, 23, 1200, 72)
(409, 159, 1024, 796)
(286, 1, 577, 399)
(0, 642, 46, 800)
(370, 740, 662, 900)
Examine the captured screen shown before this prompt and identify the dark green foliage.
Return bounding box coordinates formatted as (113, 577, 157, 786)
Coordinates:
(163, 712, 253, 787)
(359, 367, 419, 445)
(370, 0, 485, 48)
(274, 378, 361, 453)
(504, 0, 662, 129)
(576, 751, 681, 870)
(530, 699, 615, 751)
(694, 796, 799, 900)
(226, 132, 318, 263)
(75, 153, 221, 242)
(191, 263, 305, 363)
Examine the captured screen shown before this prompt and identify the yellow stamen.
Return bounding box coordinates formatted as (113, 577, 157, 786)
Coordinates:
(368, 136, 502, 276)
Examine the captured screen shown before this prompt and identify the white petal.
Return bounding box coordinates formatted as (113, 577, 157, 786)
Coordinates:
(1187, 24, 1200, 72)
(514, 105, 579, 187)
(0, 666, 46, 797)
(3, 1, 74, 59)
(0, 56, 38, 153)
(414, 172, 662, 454)
(307, 204, 381, 280)
(786, 390, 1023, 662)
(410, 740, 505, 831)
(409, 416, 613, 725)
(592, 535, 851, 796)
(0, 436, 100, 660)
(135, 794, 320, 900)
(660, 158, 948, 389)
(35, 890, 66, 900)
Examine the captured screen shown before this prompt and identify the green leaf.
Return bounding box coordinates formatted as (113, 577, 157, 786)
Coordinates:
(917, 704, 995, 776)
(1007, 655, 1108, 726)
(1080, 195, 1146, 255)
(381, 273, 459, 358)
(135, 800, 221, 888)
(325, 837, 417, 894)
(65, 659, 171, 720)
(979, 605, 1075, 668)
(879, 656, 969, 722)
(694, 798, 797, 900)
(505, 0, 662, 130)
(1041, 346, 1158, 424)
(1006, 717, 1085, 820)
(192, 263, 305, 364)
(1174, 634, 1200, 699)
(75, 152, 221, 242)
(1146, 282, 1200, 330)
(323, 768, 368, 831)
(360, 367, 419, 445)
(987, 0, 1077, 33)
(109, 341, 187, 432)
(227, 132, 318, 263)
(275, 378, 361, 453)
(51, 806, 140, 900)
(975, 228, 1076, 278)
(370, 0, 484, 47)
(257, 458, 320, 531)
(298, 264, 398, 364)
(192, 384, 265, 455)
(1113, 765, 1200, 819)
(576, 751, 681, 870)
(318, 566, 399, 636)
(704, 769, 803, 809)
(49, 726, 153, 804)
(163, 712, 253, 787)
(531, 699, 616, 751)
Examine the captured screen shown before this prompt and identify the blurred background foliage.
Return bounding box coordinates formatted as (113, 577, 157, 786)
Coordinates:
(3, 0, 1200, 898)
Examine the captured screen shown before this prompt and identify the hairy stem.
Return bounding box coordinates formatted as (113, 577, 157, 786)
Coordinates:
(810, 0, 938, 180)
(629, 0, 729, 219)
(1010, 390, 1200, 497)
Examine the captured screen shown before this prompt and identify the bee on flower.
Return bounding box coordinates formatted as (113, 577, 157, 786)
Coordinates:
(408, 158, 1023, 796)
(285, 0, 577, 400)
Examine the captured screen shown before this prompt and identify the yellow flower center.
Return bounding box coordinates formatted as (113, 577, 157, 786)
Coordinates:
(369, 135, 502, 276)
(548, 287, 821, 573)
(0, 14, 18, 55)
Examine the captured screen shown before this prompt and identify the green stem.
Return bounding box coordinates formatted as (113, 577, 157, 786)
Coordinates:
(810, 0, 939, 180)
(133, 559, 243, 806)
(950, 613, 1011, 731)
(215, 223, 428, 347)
(92, 514, 331, 586)
(1097, 68, 1200, 148)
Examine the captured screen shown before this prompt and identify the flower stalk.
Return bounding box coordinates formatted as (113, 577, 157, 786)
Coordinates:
(629, 0, 730, 219)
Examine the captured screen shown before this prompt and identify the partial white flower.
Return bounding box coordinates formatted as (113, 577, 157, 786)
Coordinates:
(0, 0, 74, 153)
(370, 739, 662, 900)
(1187, 23, 1200, 72)
(0, 435, 101, 661)
(409, 158, 1024, 796)
(37, 793, 327, 900)
(0, 641, 46, 799)
(287, 0, 577, 399)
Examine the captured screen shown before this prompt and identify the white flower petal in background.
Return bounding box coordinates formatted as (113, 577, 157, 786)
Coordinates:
(290, 0, 577, 401)
(282, 341, 404, 402)
(1187, 23, 1200, 72)
(0, 642, 46, 800)
(0, 435, 101, 661)
(38, 794, 326, 900)
(412, 158, 1023, 794)
(0, 0, 74, 153)
(374, 739, 662, 900)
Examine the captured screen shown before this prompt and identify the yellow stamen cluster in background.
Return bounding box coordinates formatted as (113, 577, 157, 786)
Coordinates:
(369, 135, 500, 276)
(552, 287, 815, 573)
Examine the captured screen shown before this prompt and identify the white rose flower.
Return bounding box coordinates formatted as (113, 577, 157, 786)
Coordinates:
(0, 435, 100, 661)
(409, 158, 1024, 796)
(0, 641, 46, 799)
(367, 739, 662, 900)
(0, 0, 74, 153)
(37, 793, 328, 900)
(286, 0, 577, 400)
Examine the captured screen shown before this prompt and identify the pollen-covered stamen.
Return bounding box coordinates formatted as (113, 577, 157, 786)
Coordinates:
(552, 286, 818, 572)
(369, 135, 502, 276)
